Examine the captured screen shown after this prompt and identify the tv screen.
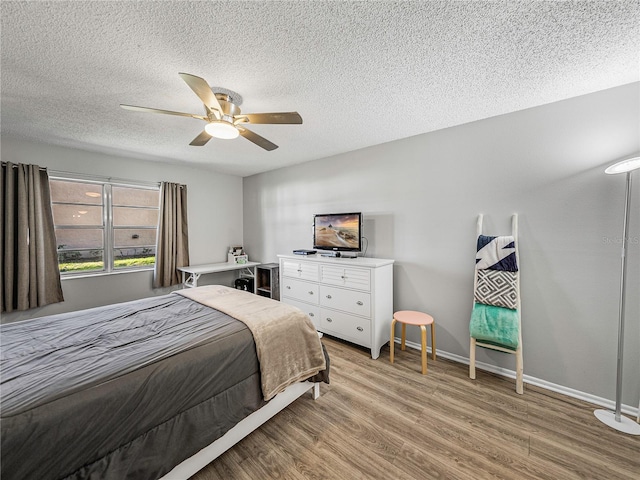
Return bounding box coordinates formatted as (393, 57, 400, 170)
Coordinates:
(313, 212, 362, 252)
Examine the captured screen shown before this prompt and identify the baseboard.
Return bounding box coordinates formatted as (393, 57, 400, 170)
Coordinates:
(394, 337, 639, 418)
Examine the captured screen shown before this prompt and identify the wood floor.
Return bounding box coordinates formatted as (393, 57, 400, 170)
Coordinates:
(192, 336, 640, 479)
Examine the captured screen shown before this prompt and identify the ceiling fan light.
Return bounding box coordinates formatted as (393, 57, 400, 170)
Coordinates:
(205, 121, 239, 139)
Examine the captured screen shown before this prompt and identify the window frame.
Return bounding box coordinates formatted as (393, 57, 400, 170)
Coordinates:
(50, 173, 160, 277)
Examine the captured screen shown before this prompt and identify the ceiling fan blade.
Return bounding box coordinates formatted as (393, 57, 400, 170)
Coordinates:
(237, 127, 278, 151)
(189, 130, 212, 146)
(237, 112, 303, 124)
(178, 72, 223, 118)
(120, 104, 206, 120)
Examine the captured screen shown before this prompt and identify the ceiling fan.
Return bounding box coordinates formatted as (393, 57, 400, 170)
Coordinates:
(120, 73, 302, 151)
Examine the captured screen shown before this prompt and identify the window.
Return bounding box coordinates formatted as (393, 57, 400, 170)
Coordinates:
(50, 176, 160, 275)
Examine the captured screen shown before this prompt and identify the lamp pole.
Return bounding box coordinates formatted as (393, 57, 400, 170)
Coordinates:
(613, 170, 631, 422)
(594, 156, 640, 435)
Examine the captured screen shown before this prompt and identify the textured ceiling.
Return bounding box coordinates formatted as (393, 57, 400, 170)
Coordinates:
(2, 1, 639, 177)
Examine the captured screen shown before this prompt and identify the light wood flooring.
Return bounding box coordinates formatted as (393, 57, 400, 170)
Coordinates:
(192, 336, 640, 479)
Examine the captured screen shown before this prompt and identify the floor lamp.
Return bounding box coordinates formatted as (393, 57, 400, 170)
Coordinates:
(594, 156, 640, 435)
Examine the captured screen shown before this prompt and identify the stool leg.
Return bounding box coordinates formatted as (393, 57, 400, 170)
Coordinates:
(390, 319, 396, 364)
(430, 322, 436, 360)
(420, 325, 427, 374)
(401, 323, 407, 351)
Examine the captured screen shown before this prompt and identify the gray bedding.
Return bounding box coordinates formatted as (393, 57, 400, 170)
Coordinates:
(2, 294, 256, 416)
(0, 293, 317, 480)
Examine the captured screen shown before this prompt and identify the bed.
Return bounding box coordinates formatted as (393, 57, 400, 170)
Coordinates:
(1, 285, 329, 480)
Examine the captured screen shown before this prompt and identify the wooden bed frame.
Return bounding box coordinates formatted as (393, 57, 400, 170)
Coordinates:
(160, 381, 320, 479)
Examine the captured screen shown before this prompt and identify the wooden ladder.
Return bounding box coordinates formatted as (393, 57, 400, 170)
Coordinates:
(469, 214, 524, 394)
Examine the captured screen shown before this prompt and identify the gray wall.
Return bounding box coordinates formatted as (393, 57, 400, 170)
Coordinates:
(243, 83, 640, 407)
(2, 135, 244, 322)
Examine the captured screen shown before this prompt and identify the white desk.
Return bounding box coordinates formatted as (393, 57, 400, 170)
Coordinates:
(178, 261, 261, 289)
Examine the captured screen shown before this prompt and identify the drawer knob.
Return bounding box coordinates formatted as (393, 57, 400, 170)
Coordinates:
(356, 300, 363, 305)
(326, 294, 332, 299)
(341, 275, 345, 279)
(309, 312, 314, 317)
(308, 291, 314, 295)
(286, 285, 291, 289)
(356, 326, 364, 332)
(326, 318, 333, 323)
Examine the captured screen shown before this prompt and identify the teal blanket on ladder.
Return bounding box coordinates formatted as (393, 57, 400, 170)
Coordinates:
(470, 303, 519, 350)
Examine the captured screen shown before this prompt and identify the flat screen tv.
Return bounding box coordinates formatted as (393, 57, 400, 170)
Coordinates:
(313, 212, 362, 252)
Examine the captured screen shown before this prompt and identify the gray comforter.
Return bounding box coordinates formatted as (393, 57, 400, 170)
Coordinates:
(3, 294, 254, 416)
(0, 293, 326, 480)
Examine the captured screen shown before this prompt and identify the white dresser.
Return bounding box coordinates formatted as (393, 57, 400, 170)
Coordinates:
(278, 254, 394, 359)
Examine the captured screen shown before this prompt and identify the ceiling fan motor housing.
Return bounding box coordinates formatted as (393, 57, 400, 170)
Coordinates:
(215, 93, 241, 117)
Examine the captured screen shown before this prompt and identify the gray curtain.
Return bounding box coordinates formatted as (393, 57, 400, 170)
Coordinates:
(153, 182, 189, 288)
(1, 162, 64, 313)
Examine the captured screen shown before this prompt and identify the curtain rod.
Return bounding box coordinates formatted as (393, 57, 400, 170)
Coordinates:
(1, 161, 48, 171)
(48, 169, 160, 188)
(3, 162, 181, 188)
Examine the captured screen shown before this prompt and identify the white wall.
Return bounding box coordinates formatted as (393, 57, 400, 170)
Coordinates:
(243, 83, 640, 407)
(2, 135, 244, 322)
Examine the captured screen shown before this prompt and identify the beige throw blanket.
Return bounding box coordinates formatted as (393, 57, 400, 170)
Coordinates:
(176, 285, 326, 401)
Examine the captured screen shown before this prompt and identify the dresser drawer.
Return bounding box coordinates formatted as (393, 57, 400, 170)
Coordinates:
(319, 309, 371, 347)
(319, 284, 371, 317)
(281, 297, 321, 329)
(320, 265, 371, 291)
(282, 260, 319, 281)
(281, 277, 319, 304)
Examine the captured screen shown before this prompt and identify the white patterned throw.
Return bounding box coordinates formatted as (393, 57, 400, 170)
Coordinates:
(476, 235, 518, 271)
(474, 269, 518, 310)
